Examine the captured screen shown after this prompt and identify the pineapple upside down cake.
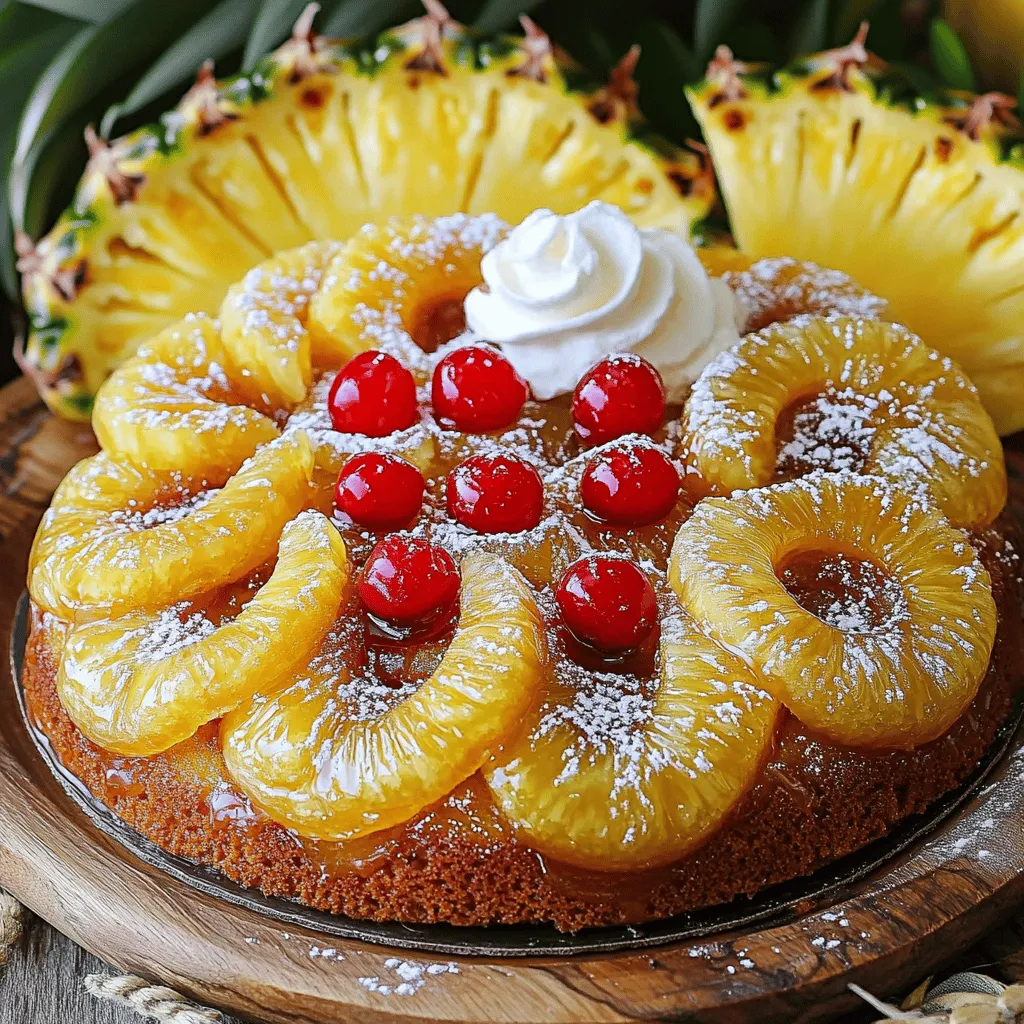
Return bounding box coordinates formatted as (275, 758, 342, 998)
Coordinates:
(21, 198, 1024, 932)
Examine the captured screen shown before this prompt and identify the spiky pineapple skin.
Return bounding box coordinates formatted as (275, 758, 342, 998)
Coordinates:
(689, 58, 1024, 435)
(21, 20, 712, 420)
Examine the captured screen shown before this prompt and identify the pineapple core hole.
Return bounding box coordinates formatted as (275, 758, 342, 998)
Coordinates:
(774, 389, 876, 480)
(408, 292, 468, 354)
(776, 548, 904, 635)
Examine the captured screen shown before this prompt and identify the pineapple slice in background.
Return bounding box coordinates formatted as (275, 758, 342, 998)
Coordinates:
(689, 31, 1024, 435)
(18, 8, 712, 421)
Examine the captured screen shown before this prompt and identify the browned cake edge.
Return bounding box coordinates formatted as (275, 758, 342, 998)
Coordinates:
(18, 523, 1023, 934)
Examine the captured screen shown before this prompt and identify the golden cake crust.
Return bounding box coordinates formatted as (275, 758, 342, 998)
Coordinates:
(22, 520, 1022, 933)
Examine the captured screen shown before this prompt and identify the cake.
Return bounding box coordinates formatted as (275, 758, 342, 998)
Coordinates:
(20, 205, 1023, 932)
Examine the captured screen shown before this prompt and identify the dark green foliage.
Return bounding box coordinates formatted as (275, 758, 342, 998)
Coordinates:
(0, 0, 992, 302)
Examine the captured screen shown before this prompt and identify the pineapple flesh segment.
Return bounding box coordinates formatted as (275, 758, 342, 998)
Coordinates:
(219, 241, 342, 407)
(670, 472, 997, 749)
(92, 313, 279, 477)
(683, 316, 1006, 529)
(58, 511, 346, 756)
(308, 214, 504, 368)
(484, 605, 778, 871)
(19, 18, 708, 421)
(220, 553, 547, 841)
(689, 64, 1024, 434)
(29, 431, 315, 618)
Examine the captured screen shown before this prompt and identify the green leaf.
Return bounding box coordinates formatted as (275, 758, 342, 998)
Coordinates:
(1018, 68, 1024, 121)
(0, 19, 79, 297)
(16, 0, 136, 22)
(631, 19, 699, 142)
(831, 0, 884, 47)
(791, 0, 830, 57)
(243, 0, 309, 69)
(0, 1, 72, 47)
(694, 0, 746, 64)
(11, 0, 209, 172)
(473, 0, 539, 34)
(322, 0, 413, 37)
(929, 18, 976, 92)
(100, 0, 260, 137)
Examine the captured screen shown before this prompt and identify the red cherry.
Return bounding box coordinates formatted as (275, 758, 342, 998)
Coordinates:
(359, 536, 460, 624)
(335, 453, 425, 529)
(556, 556, 657, 653)
(328, 350, 418, 437)
(432, 345, 529, 432)
(572, 354, 666, 445)
(580, 442, 680, 525)
(446, 454, 544, 534)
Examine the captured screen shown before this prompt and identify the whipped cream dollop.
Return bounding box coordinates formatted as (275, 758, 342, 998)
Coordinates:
(463, 201, 746, 401)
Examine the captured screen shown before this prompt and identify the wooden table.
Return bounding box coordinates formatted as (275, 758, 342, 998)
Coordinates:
(2, 373, 1024, 1024)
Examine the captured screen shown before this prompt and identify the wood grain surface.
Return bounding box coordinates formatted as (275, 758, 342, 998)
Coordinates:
(1, 374, 1024, 1024)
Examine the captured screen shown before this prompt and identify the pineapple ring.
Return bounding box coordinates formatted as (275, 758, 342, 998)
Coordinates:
(58, 511, 347, 757)
(683, 316, 1006, 528)
(307, 214, 506, 371)
(483, 605, 778, 871)
(29, 431, 315, 618)
(220, 553, 546, 842)
(219, 240, 342, 407)
(670, 472, 997, 749)
(93, 313, 279, 480)
(724, 256, 889, 333)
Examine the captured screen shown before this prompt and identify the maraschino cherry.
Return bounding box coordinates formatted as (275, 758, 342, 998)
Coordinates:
(556, 556, 657, 653)
(335, 452, 424, 529)
(446, 453, 544, 534)
(432, 345, 529, 431)
(581, 441, 680, 525)
(359, 536, 460, 624)
(328, 350, 418, 437)
(572, 354, 666, 445)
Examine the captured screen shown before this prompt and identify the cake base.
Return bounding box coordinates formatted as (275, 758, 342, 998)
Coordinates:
(3, 377, 1024, 1022)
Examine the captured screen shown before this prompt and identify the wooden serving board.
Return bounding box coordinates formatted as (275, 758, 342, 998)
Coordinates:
(2, 373, 1024, 1024)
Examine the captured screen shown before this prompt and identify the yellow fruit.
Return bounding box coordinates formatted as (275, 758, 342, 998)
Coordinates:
(696, 245, 753, 277)
(308, 214, 503, 368)
(58, 511, 346, 756)
(689, 48, 1024, 434)
(724, 256, 888, 333)
(484, 604, 777, 871)
(220, 553, 546, 841)
(19, 14, 709, 420)
(683, 316, 1006, 529)
(29, 431, 314, 617)
(92, 313, 278, 478)
(670, 472, 997, 749)
(219, 241, 342, 408)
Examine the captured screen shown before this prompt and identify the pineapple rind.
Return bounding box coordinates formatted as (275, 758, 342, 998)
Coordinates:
(689, 62, 1024, 435)
(21, 21, 710, 420)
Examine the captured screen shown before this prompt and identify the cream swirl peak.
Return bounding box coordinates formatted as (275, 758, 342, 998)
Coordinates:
(463, 201, 746, 401)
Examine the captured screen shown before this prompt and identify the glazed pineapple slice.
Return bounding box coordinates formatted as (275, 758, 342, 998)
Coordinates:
(308, 214, 504, 368)
(219, 240, 342, 408)
(671, 472, 997, 749)
(18, 12, 708, 421)
(689, 42, 1024, 433)
(92, 313, 278, 478)
(29, 432, 314, 617)
(220, 553, 546, 841)
(484, 605, 777, 871)
(58, 512, 346, 756)
(684, 316, 1006, 529)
